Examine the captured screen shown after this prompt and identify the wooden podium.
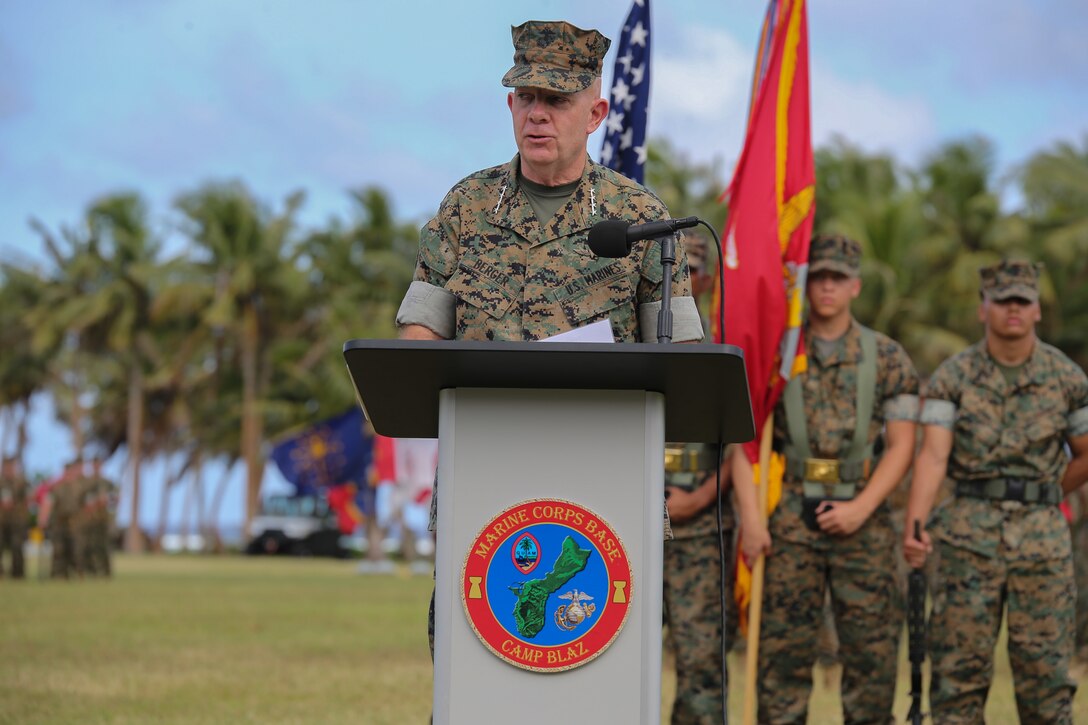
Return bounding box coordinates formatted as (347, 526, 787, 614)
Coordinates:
(344, 340, 752, 725)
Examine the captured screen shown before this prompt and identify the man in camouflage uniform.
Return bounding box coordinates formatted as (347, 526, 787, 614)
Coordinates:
(664, 443, 734, 724)
(1066, 484, 1088, 660)
(46, 460, 84, 579)
(76, 456, 115, 577)
(904, 260, 1088, 724)
(73, 468, 98, 574)
(395, 20, 698, 346)
(0, 456, 30, 579)
(662, 236, 734, 724)
(735, 235, 920, 724)
(394, 20, 701, 658)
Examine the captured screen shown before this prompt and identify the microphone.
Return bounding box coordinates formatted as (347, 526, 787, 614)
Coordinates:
(587, 216, 701, 258)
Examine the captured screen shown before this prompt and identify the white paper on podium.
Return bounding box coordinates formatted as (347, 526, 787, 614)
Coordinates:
(538, 319, 615, 343)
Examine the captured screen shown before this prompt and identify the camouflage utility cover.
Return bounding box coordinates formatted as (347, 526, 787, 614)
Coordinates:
(771, 320, 920, 547)
(501, 20, 610, 93)
(979, 258, 1042, 303)
(808, 234, 861, 277)
(399, 155, 698, 343)
(922, 339, 1088, 560)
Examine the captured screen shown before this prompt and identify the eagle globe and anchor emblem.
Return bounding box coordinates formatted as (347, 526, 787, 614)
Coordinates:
(462, 498, 633, 672)
(554, 589, 596, 631)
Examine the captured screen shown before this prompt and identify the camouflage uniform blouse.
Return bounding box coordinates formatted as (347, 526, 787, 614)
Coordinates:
(0, 474, 29, 520)
(396, 155, 702, 343)
(922, 340, 1088, 560)
(772, 320, 921, 546)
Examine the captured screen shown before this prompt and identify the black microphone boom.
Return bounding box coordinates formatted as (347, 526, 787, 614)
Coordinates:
(587, 216, 701, 258)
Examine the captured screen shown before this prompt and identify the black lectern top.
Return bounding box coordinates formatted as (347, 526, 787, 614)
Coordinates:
(343, 340, 754, 444)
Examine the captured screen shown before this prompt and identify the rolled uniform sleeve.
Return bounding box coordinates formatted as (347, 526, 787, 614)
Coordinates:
(395, 192, 461, 338)
(1069, 370, 1088, 437)
(876, 333, 921, 422)
(638, 296, 704, 343)
(634, 228, 701, 342)
(884, 393, 921, 422)
(1071, 406, 1088, 438)
(395, 281, 456, 339)
(921, 361, 959, 430)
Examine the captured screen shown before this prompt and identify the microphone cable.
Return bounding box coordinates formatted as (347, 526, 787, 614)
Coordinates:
(695, 217, 729, 724)
(715, 440, 729, 725)
(696, 219, 726, 345)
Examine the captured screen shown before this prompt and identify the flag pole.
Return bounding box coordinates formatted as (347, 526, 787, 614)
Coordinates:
(743, 413, 774, 725)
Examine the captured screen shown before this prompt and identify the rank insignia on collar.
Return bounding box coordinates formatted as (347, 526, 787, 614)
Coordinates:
(461, 498, 633, 672)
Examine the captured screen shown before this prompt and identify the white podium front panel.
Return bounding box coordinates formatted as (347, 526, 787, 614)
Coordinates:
(433, 388, 664, 725)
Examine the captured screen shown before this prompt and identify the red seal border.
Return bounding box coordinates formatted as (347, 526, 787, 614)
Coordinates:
(461, 498, 633, 673)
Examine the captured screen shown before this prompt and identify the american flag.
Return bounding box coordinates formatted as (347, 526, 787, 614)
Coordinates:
(600, 0, 650, 184)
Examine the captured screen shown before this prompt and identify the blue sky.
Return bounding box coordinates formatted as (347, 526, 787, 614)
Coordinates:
(3, 0, 1087, 531)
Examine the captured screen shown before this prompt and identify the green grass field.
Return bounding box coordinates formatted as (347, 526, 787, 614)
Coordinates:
(1, 554, 1084, 723)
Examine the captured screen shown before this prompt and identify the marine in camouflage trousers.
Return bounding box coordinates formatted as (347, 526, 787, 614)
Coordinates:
(0, 508, 28, 578)
(50, 516, 78, 579)
(929, 511, 1075, 724)
(0, 473, 29, 579)
(75, 512, 111, 576)
(1074, 517, 1088, 659)
(758, 509, 900, 725)
(1065, 484, 1088, 660)
(664, 525, 733, 724)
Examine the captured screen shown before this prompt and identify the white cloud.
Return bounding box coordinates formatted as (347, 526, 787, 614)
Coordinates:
(641, 25, 939, 170)
(644, 26, 755, 166)
(810, 64, 938, 163)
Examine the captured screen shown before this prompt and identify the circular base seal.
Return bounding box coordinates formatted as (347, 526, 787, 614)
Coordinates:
(461, 498, 633, 672)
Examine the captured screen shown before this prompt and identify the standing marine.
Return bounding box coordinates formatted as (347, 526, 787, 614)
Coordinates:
(905, 260, 1088, 723)
(76, 456, 115, 577)
(662, 232, 736, 724)
(663, 442, 734, 724)
(45, 459, 85, 579)
(0, 456, 30, 579)
(735, 235, 920, 724)
(393, 19, 701, 660)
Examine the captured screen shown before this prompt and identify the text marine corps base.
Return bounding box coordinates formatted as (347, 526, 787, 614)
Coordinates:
(462, 498, 633, 672)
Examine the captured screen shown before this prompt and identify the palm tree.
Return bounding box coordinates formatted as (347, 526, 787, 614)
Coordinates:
(645, 138, 730, 233)
(814, 138, 922, 334)
(1020, 136, 1088, 368)
(0, 264, 53, 459)
(175, 182, 310, 531)
(296, 186, 418, 416)
(28, 192, 179, 551)
(908, 137, 1025, 372)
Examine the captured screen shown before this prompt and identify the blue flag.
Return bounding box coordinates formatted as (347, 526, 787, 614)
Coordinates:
(600, 0, 651, 183)
(270, 408, 372, 496)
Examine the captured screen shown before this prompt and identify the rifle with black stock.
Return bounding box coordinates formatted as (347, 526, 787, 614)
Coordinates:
(907, 520, 926, 724)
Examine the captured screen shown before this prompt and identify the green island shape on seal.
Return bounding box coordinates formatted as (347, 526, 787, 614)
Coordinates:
(508, 535, 591, 639)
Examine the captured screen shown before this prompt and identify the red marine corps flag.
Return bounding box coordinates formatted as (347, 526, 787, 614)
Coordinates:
(709, 1, 814, 720)
(712, 0, 814, 446)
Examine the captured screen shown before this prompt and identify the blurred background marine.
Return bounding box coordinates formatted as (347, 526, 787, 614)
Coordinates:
(0, 456, 30, 579)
